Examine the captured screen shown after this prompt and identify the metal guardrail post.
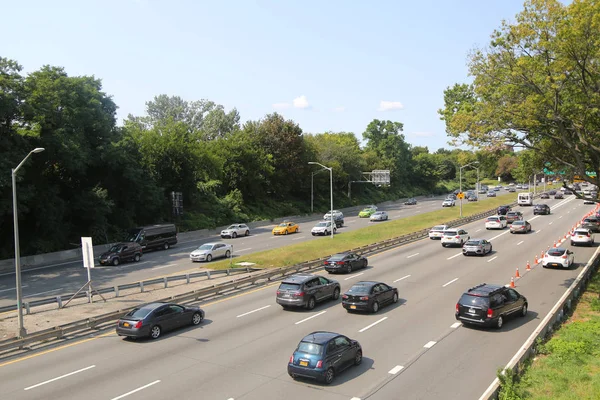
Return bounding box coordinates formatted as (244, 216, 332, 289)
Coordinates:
(140, 282, 144, 293)
(25, 302, 30, 315)
(163, 277, 168, 288)
(114, 286, 119, 297)
(186, 274, 190, 284)
(56, 296, 62, 309)
(226, 269, 231, 276)
(207, 271, 211, 280)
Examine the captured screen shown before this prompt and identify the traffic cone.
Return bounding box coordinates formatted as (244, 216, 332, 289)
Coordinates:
(534, 255, 539, 264)
(526, 261, 531, 271)
(515, 267, 521, 278)
(553, 241, 557, 248)
(510, 277, 516, 288)
(540, 250, 544, 259)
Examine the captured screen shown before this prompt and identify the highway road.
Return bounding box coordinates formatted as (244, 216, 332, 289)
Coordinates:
(0, 195, 596, 400)
(0, 192, 508, 307)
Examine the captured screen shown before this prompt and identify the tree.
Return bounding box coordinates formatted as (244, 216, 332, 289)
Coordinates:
(439, 0, 600, 189)
(496, 155, 518, 181)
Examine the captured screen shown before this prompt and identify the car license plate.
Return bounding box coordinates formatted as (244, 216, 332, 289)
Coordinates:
(350, 305, 356, 309)
(468, 308, 476, 314)
(300, 360, 308, 366)
(123, 322, 130, 327)
(578, 236, 584, 239)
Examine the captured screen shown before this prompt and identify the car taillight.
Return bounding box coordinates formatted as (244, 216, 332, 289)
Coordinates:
(359, 296, 369, 301)
(276, 290, 281, 295)
(336, 261, 345, 265)
(323, 261, 328, 265)
(342, 295, 348, 299)
(455, 236, 460, 239)
(487, 308, 493, 318)
(289, 355, 294, 363)
(134, 321, 143, 329)
(316, 360, 323, 368)
(562, 255, 567, 259)
(588, 233, 591, 237)
(545, 254, 549, 257)
(455, 303, 459, 313)
(294, 292, 305, 297)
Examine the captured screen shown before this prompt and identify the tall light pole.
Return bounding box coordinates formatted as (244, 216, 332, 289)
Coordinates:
(309, 162, 334, 238)
(459, 161, 479, 218)
(476, 166, 480, 201)
(311, 169, 327, 213)
(12, 147, 45, 337)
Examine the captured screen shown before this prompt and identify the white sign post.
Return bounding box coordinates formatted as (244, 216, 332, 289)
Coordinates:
(62, 237, 106, 308)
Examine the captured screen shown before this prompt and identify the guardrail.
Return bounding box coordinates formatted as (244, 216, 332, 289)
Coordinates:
(0, 200, 526, 355)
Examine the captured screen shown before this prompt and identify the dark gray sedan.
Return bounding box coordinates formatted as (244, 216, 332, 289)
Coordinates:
(116, 302, 204, 339)
(462, 239, 492, 256)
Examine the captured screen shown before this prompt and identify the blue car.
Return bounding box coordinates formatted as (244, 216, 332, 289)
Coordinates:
(288, 331, 362, 384)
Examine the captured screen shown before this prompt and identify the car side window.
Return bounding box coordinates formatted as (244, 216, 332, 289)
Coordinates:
(306, 279, 319, 288)
(326, 341, 336, 353)
(490, 294, 504, 308)
(169, 305, 184, 314)
(372, 285, 382, 294)
(334, 336, 350, 348)
(506, 289, 519, 301)
(319, 277, 329, 285)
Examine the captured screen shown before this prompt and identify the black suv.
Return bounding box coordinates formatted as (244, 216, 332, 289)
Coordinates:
(99, 242, 143, 266)
(497, 205, 511, 215)
(276, 274, 341, 310)
(533, 204, 551, 215)
(455, 283, 528, 329)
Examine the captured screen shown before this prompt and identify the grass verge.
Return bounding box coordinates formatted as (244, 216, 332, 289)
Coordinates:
(497, 265, 600, 400)
(204, 192, 522, 270)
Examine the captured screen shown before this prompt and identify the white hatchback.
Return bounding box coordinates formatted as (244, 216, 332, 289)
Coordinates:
(570, 229, 594, 246)
(429, 225, 449, 240)
(542, 248, 575, 269)
(441, 229, 470, 247)
(485, 215, 508, 230)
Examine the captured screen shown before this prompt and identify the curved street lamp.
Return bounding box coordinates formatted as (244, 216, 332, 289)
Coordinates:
(308, 162, 334, 238)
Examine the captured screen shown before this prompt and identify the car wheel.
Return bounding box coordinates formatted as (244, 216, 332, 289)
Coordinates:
(206, 254, 213, 262)
(312, 233, 316, 236)
(392, 292, 399, 303)
(347, 265, 353, 274)
(225, 250, 231, 258)
(325, 230, 329, 236)
(571, 241, 575, 246)
(150, 325, 161, 339)
(489, 246, 493, 254)
(112, 258, 120, 266)
(232, 232, 237, 238)
(371, 301, 380, 313)
(442, 243, 447, 247)
(306, 296, 316, 310)
(284, 230, 288, 235)
(354, 350, 363, 366)
(363, 259, 368, 268)
(495, 316, 504, 329)
(245, 230, 249, 236)
(332, 287, 340, 300)
(520, 304, 528, 317)
(324, 368, 335, 384)
(163, 242, 170, 250)
(192, 312, 203, 325)
(134, 254, 140, 262)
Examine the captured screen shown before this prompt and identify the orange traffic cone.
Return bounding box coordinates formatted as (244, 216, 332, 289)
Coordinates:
(540, 250, 544, 259)
(515, 267, 521, 278)
(510, 277, 516, 288)
(526, 261, 531, 271)
(553, 241, 557, 248)
(534, 255, 539, 264)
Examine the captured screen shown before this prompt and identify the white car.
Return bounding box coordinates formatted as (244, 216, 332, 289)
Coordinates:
(220, 223, 250, 238)
(429, 225, 449, 240)
(365, 204, 378, 211)
(190, 242, 232, 262)
(370, 211, 389, 221)
(571, 229, 594, 246)
(441, 228, 470, 247)
(311, 221, 336, 236)
(323, 210, 344, 220)
(442, 199, 455, 207)
(542, 248, 575, 269)
(485, 215, 508, 230)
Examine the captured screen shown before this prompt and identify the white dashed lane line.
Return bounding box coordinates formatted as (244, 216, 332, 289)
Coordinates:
(236, 305, 271, 318)
(388, 365, 405, 374)
(292, 236, 306, 240)
(295, 311, 327, 325)
(424, 341, 437, 348)
(475, 229, 482, 232)
(450, 322, 461, 329)
(406, 253, 419, 258)
(24, 365, 96, 391)
(442, 278, 458, 287)
(447, 253, 462, 260)
(393, 275, 411, 283)
(487, 256, 498, 263)
(345, 272, 364, 281)
(359, 317, 388, 333)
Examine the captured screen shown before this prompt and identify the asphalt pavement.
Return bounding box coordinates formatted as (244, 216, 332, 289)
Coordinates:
(0, 194, 596, 400)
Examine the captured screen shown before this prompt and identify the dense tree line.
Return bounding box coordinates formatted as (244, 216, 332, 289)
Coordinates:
(0, 56, 549, 258)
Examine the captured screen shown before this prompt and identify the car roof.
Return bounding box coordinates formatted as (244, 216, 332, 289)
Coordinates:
(466, 238, 485, 242)
(301, 331, 340, 344)
(203, 242, 227, 246)
(281, 273, 317, 284)
(464, 283, 504, 296)
(138, 302, 169, 311)
(548, 247, 567, 252)
(351, 281, 379, 287)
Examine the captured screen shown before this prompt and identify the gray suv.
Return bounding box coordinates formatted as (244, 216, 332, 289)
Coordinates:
(276, 274, 341, 310)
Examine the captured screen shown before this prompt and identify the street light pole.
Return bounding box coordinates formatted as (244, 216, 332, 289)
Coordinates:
(12, 147, 45, 338)
(309, 162, 334, 239)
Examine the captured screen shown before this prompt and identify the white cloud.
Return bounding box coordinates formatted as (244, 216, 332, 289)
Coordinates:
(378, 101, 404, 111)
(412, 132, 434, 137)
(333, 106, 345, 112)
(293, 95, 310, 109)
(272, 102, 291, 110)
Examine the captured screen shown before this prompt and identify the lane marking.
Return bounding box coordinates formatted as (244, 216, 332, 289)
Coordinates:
(236, 305, 271, 318)
(345, 272, 364, 281)
(24, 289, 61, 298)
(529, 216, 540, 221)
(535, 229, 541, 234)
(292, 236, 306, 240)
(388, 365, 404, 374)
(24, 365, 96, 390)
(450, 322, 461, 329)
(517, 241, 524, 246)
(358, 317, 388, 333)
(351, 398, 361, 400)
(447, 253, 462, 260)
(487, 256, 498, 263)
(0, 285, 28, 293)
(559, 215, 563, 219)
(151, 264, 178, 270)
(424, 341, 437, 348)
(110, 380, 161, 400)
(475, 229, 482, 232)
(235, 248, 252, 253)
(442, 278, 458, 287)
(488, 230, 510, 241)
(549, 221, 554, 225)
(406, 253, 419, 258)
(393, 275, 411, 283)
(295, 311, 327, 325)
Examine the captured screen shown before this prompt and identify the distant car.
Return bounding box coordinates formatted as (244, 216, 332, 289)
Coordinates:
(365, 204, 378, 210)
(542, 248, 574, 269)
(548, 190, 557, 195)
(288, 332, 362, 384)
(190, 242, 232, 262)
(508, 187, 516, 193)
(583, 197, 596, 205)
(533, 204, 551, 215)
(505, 211, 523, 224)
(467, 195, 478, 202)
(554, 192, 564, 199)
(510, 220, 532, 234)
(358, 207, 377, 218)
(485, 215, 508, 230)
(487, 191, 496, 197)
(478, 189, 487, 194)
(571, 228, 594, 246)
(428, 225, 449, 240)
(442, 199, 456, 207)
(220, 223, 250, 239)
(497, 205, 511, 215)
(273, 221, 300, 235)
(276, 274, 340, 310)
(462, 239, 492, 256)
(540, 192, 550, 199)
(342, 281, 399, 313)
(447, 194, 457, 200)
(324, 252, 368, 274)
(99, 242, 143, 266)
(404, 198, 417, 205)
(311, 221, 336, 236)
(116, 302, 204, 339)
(455, 283, 527, 329)
(370, 211, 389, 221)
(441, 228, 470, 247)
(323, 210, 344, 224)
(581, 217, 600, 233)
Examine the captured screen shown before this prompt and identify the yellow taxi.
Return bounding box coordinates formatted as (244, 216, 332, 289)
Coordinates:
(272, 221, 299, 235)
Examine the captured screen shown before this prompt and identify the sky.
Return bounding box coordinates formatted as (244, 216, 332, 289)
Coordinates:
(1, 0, 529, 151)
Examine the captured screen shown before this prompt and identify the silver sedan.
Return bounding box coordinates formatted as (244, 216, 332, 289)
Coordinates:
(370, 211, 389, 221)
(462, 239, 493, 256)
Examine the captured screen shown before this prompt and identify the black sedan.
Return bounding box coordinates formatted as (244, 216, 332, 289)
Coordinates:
(342, 281, 398, 313)
(497, 205, 511, 215)
(404, 198, 417, 205)
(116, 302, 204, 339)
(324, 252, 368, 274)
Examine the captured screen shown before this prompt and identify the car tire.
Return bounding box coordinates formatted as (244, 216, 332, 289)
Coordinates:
(571, 241, 575, 246)
(371, 301, 380, 313)
(442, 243, 447, 247)
(112, 258, 120, 266)
(150, 325, 161, 339)
(306, 296, 316, 310)
(520, 304, 528, 317)
(245, 230, 249, 236)
(392, 292, 399, 303)
(332, 287, 340, 300)
(232, 232, 237, 238)
(295, 228, 299, 233)
(134, 254, 141, 262)
(354, 350, 363, 366)
(163, 242, 170, 250)
(362, 259, 368, 269)
(225, 250, 231, 258)
(192, 312, 203, 325)
(284, 230, 288, 235)
(489, 246, 493, 254)
(495, 316, 504, 329)
(324, 368, 335, 384)
(312, 233, 316, 236)
(347, 265, 352, 274)
(206, 254, 213, 262)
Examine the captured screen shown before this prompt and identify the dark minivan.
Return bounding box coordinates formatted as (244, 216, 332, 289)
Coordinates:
(128, 224, 178, 251)
(99, 242, 143, 266)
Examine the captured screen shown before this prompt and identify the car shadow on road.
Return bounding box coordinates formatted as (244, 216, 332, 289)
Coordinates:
(463, 310, 539, 333)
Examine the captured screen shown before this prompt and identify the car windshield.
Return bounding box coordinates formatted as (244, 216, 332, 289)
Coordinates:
(196, 244, 213, 251)
(315, 222, 327, 227)
(465, 240, 481, 246)
(432, 226, 446, 231)
(278, 223, 288, 227)
(226, 225, 237, 229)
(373, 212, 383, 215)
(459, 294, 489, 308)
(124, 307, 154, 319)
(347, 284, 371, 294)
(574, 230, 589, 235)
(487, 217, 499, 222)
(297, 341, 323, 355)
(361, 208, 372, 212)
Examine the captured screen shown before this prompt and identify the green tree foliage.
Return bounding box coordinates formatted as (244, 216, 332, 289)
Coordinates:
(362, 120, 412, 186)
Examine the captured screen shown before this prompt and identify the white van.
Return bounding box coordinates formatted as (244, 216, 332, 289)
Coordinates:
(518, 192, 533, 206)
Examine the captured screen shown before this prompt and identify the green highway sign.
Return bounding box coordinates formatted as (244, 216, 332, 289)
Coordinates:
(586, 171, 597, 178)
